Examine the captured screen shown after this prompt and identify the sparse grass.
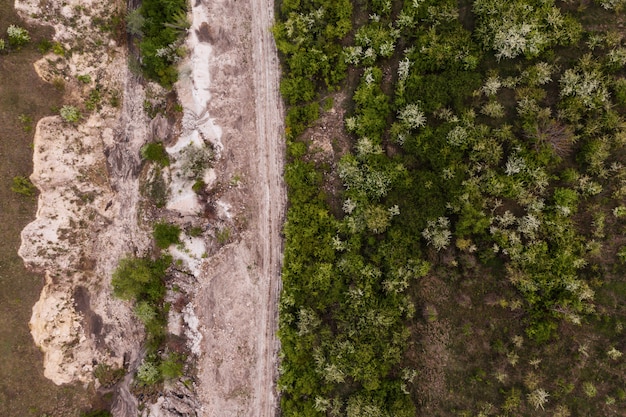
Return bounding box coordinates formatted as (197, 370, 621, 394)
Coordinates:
(187, 226, 203, 237)
(0, 0, 90, 412)
(93, 363, 125, 388)
(77, 74, 91, 84)
(141, 166, 169, 208)
(11, 176, 36, 196)
(216, 227, 230, 245)
(18, 113, 32, 132)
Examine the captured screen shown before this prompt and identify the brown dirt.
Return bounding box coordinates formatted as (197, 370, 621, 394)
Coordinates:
(0, 1, 91, 415)
(186, 0, 285, 415)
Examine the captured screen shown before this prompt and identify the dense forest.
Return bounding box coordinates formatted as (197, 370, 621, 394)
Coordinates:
(274, 0, 626, 415)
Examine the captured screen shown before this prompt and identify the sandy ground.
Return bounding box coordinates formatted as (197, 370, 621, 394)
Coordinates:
(182, 0, 285, 415)
(16, 0, 284, 413)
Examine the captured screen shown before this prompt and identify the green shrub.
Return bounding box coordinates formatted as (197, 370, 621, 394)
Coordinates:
(77, 74, 92, 84)
(473, 0, 580, 60)
(526, 319, 558, 344)
(137, 0, 189, 87)
(160, 353, 184, 379)
(136, 358, 161, 385)
(141, 142, 170, 167)
(111, 256, 169, 303)
(59, 105, 81, 123)
(613, 78, 626, 106)
(153, 222, 181, 249)
(7, 25, 30, 48)
(11, 176, 36, 196)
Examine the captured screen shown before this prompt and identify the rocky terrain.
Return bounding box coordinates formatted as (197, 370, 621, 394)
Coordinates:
(15, 0, 284, 415)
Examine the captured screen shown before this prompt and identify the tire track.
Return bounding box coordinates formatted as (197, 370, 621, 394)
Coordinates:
(249, 0, 285, 415)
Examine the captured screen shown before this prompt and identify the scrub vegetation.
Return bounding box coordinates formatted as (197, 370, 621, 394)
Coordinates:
(128, 0, 190, 87)
(111, 253, 185, 389)
(275, 0, 626, 415)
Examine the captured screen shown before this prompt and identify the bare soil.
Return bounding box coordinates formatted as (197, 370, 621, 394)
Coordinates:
(10, 0, 285, 414)
(186, 0, 285, 415)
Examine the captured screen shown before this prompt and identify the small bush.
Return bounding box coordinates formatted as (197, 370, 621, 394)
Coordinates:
(37, 39, 52, 53)
(160, 353, 184, 380)
(126, 8, 145, 36)
(7, 25, 30, 48)
(77, 74, 92, 84)
(52, 42, 65, 56)
(141, 142, 170, 167)
(179, 143, 213, 180)
(11, 176, 36, 196)
(216, 227, 230, 245)
(111, 256, 169, 303)
(85, 88, 102, 111)
(153, 222, 181, 249)
(136, 358, 161, 385)
(192, 179, 205, 194)
(134, 300, 158, 325)
(59, 105, 81, 123)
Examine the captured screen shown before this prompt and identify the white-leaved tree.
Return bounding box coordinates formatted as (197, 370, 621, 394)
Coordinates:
(422, 217, 452, 251)
(473, 0, 580, 60)
(398, 103, 426, 130)
(559, 59, 610, 110)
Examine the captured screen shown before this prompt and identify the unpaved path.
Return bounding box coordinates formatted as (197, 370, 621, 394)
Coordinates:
(249, 0, 285, 414)
(187, 0, 285, 415)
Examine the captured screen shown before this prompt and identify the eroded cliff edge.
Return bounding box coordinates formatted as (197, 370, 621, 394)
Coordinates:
(16, 0, 148, 387)
(16, 0, 285, 415)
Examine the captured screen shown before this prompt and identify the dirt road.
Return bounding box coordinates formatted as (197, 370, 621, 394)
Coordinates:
(187, 0, 285, 415)
(249, 0, 285, 414)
